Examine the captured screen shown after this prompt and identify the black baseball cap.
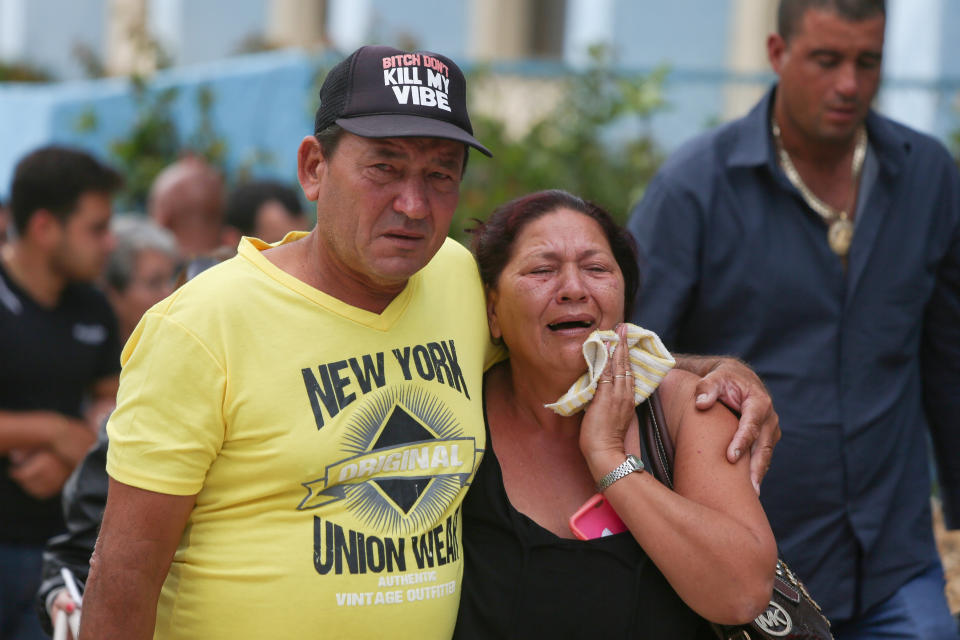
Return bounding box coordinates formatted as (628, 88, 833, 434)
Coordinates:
(314, 45, 492, 157)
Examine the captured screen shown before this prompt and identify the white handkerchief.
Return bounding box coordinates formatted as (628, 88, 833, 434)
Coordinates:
(545, 323, 675, 416)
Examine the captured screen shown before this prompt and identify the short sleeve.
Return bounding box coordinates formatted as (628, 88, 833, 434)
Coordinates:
(106, 310, 226, 496)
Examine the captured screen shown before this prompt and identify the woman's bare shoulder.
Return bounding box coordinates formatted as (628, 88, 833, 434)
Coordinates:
(658, 368, 737, 444)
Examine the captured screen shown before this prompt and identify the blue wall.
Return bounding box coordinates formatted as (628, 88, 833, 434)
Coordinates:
(0, 49, 323, 202)
(1, 43, 958, 203)
(613, 0, 732, 150)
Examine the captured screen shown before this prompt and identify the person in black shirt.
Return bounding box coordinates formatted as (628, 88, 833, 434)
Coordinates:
(0, 146, 122, 640)
(455, 190, 777, 639)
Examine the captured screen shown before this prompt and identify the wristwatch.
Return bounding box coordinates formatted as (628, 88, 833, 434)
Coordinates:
(596, 454, 644, 492)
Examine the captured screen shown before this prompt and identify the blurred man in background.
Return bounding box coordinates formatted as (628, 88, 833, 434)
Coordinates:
(0, 145, 122, 640)
(222, 179, 308, 246)
(147, 156, 225, 257)
(628, 1, 960, 637)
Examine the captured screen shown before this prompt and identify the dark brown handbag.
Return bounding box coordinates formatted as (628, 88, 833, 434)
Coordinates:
(639, 391, 835, 640)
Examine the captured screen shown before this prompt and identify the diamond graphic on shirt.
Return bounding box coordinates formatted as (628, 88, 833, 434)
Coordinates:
(370, 406, 435, 513)
(373, 405, 434, 448)
(297, 384, 478, 534)
(371, 478, 423, 513)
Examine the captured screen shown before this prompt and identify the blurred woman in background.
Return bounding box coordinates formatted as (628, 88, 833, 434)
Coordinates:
(102, 217, 179, 343)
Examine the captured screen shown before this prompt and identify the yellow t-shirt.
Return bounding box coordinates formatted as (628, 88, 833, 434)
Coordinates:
(106, 234, 497, 639)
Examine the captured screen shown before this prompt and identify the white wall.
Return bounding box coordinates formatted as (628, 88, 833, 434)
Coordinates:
(150, 0, 268, 66)
(880, 0, 944, 134)
(0, 0, 106, 79)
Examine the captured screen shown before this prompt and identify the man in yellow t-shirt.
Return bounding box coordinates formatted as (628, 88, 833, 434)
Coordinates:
(80, 45, 781, 640)
(81, 45, 495, 640)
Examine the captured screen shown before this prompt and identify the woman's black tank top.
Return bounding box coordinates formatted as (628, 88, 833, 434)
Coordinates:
(453, 399, 714, 639)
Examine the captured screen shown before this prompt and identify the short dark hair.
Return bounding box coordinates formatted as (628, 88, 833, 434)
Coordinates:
(314, 123, 347, 160)
(469, 189, 640, 312)
(225, 180, 303, 236)
(314, 123, 470, 174)
(778, 0, 885, 41)
(10, 145, 123, 235)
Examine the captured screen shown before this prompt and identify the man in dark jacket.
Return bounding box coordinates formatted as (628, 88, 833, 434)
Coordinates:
(628, 1, 960, 637)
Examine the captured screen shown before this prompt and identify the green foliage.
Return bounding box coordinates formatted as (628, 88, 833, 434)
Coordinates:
(946, 94, 960, 168)
(72, 42, 106, 79)
(233, 34, 283, 56)
(185, 85, 228, 167)
(232, 148, 278, 184)
(0, 61, 52, 82)
(453, 47, 668, 242)
(73, 109, 99, 134)
(952, 119, 960, 170)
(100, 77, 228, 210)
(108, 77, 180, 210)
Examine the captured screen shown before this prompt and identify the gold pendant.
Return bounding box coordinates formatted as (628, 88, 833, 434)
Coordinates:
(828, 217, 854, 257)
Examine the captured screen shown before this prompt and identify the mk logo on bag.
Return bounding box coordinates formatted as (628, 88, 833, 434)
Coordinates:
(755, 601, 793, 636)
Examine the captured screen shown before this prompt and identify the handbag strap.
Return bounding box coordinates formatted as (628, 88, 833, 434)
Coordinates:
(639, 392, 829, 631)
(638, 392, 800, 595)
(639, 389, 675, 489)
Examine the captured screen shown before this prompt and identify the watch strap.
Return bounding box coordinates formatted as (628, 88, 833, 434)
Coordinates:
(596, 454, 644, 492)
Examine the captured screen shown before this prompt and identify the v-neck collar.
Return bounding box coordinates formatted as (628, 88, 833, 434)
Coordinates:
(237, 233, 418, 332)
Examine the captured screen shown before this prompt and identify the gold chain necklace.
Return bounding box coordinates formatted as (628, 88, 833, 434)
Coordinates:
(771, 118, 867, 258)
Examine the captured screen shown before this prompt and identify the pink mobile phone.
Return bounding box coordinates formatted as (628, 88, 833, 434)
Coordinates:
(569, 493, 628, 540)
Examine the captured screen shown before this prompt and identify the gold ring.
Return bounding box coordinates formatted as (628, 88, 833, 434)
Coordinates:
(614, 374, 626, 379)
(624, 371, 634, 378)
(598, 379, 613, 384)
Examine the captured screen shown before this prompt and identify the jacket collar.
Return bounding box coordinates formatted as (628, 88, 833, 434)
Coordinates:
(725, 88, 776, 169)
(726, 85, 908, 178)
